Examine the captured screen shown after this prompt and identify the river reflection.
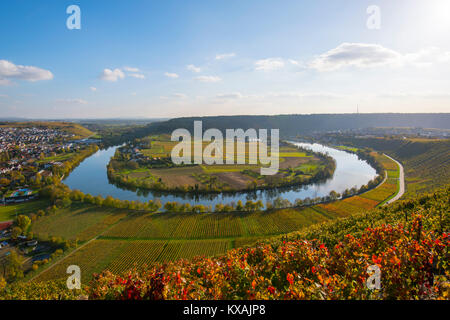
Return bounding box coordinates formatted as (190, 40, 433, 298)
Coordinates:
(63, 142, 377, 207)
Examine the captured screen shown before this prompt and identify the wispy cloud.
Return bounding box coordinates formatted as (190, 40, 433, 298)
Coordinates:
(216, 92, 243, 99)
(187, 64, 201, 73)
(309, 43, 450, 71)
(99, 68, 125, 82)
(160, 93, 188, 100)
(128, 73, 146, 79)
(255, 58, 285, 71)
(172, 93, 188, 99)
(90, 86, 97, 92)
(55, 98, 88, 105)
(123, 66, 140, 72)
(216, 53, 236, 60)
(164, 72, 179, 79)
(195, 75, 221, 82)
(0, 60, 53, 85)
(123, 66, 146, 79)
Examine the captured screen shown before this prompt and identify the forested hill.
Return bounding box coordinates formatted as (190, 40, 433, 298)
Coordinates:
(142, 113, 450, 137)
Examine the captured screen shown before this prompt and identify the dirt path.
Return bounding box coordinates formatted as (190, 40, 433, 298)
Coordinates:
(383, 154, 405, 205)
(28, 236, 98, 283)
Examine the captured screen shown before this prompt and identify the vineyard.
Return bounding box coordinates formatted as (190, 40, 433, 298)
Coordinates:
(31, 205, 126, 241)
(100, 207, 331, 240)
(4, 186, 448, 300)
(25, 152, 402, 284)
(32, 239, 232, 282)
(328, 137, 450, 197)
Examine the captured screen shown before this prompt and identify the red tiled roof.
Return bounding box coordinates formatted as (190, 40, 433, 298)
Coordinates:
(0, 221, 13, 231)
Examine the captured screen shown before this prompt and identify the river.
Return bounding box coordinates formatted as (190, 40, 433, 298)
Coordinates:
(63, 142, 377, 207)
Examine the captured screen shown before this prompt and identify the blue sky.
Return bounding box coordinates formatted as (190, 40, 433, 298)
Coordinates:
(1, 0, 449, 118)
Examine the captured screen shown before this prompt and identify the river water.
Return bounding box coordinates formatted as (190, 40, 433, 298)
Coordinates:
(63, 142, 377, 207)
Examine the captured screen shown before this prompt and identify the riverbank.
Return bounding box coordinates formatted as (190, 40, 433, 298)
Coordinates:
(106, 139, 337, 194)
(27, 148, 404, 283)
(63, 142, 379, 208)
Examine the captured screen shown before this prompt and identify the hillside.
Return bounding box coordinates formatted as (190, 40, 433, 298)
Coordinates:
(1, 186, 448, 300)
(322, 137, 450, 197)
(0, 121, 94, 139)
(141, 114, 450, 138)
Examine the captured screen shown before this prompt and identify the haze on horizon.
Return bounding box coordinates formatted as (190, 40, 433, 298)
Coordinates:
(1, 0, 450, 119)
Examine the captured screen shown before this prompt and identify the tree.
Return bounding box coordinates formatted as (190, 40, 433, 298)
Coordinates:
(329, 190, 339, 201)
(103, 195, 115, 207)
(61, 197, 72, 208)
(33, 172, 42, 187)
(10, 227, 23, 240)
(215, 203, 224, 212)
(0, 178, 10, 187)
(0, 276, 6, 291)
(94, 195, 104, 206)
(84, 194, 94, 204)
(16, 215, 31, 232)
(5, 251, 24, 281)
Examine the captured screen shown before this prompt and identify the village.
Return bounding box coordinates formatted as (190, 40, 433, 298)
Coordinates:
(0, 126, 98, 204)
(0, 126, 100, 279)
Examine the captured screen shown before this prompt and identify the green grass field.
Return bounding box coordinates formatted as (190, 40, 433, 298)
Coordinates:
(0, 199, 49, 222)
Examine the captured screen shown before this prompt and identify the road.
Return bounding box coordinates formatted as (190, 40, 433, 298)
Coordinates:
(28, 236, 99, 283)
(383, 154, 405, 205)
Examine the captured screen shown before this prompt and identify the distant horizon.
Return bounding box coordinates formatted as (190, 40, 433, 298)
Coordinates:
(1, 111, 450, 122)
(1, 0, 450, 118)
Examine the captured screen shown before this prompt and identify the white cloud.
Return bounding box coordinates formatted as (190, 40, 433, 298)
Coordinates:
(123, 66, 140, 72)
(99, 68, 125, 82)
(266, 92, 346, 99)
(216, 92, 243, 99)
(378, 92, 450, 99)
(216, 53, 236, 60)
(128, 73, 146, 79)
(403, 47, 450, 67)
(100, 67, 145, 82)
(172, 93, 188, 99)
(90, 86, 97, 92)
(310, 43, 401, 71)
(187, 64, 201, 73)
(123, 66, 145, 79)
(164, 72, 179, 78)
(0, 60, 53, 85)
(288, 59, 307, 68)
(255, 58, 285, 71)
(195, 75, 221, 83)
(309, 43, 450, 71)
(56, 98, 88, 105)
